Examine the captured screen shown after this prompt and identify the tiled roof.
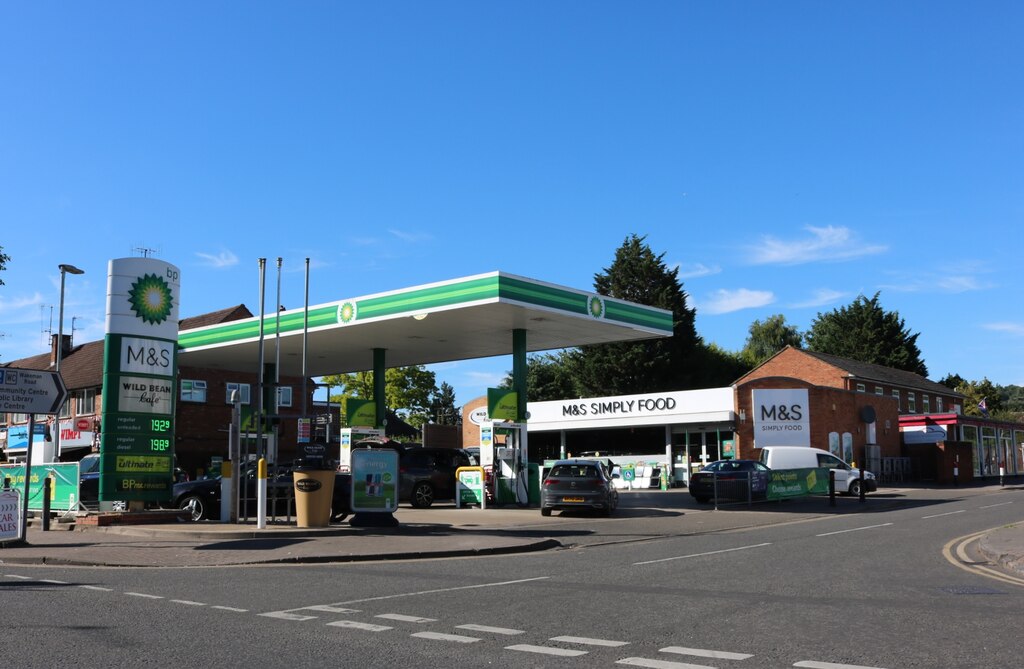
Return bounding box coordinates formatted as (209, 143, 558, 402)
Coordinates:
(179, 304, 252, 330)
(800, 348, 963, 397)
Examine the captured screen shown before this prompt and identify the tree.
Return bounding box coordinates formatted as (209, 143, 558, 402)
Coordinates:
(805, 292, 927, 376)
(694, 343, 753, 386)
(938, 373, 965, 390)
(0, 245, 9, 286)
(951, 377, 1002, 418)
(501, 351, 580, 402)
(321, 365, 438, 427)
(428, 382, 461, 425)
(570, 235, 704, 395)
(740, 314, 803, 367)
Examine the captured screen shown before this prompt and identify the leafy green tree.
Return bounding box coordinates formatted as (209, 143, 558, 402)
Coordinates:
(502, 351, 580, 402)
(0, 245, 9, 286)
(694, 342, 753, 386)
(954, 377, 1002, 418)
(570, 235, 704, 395)
(322, 365, 438, 427)
(805, 292, 927, 376)
(938, 373, 965, 390)
(740, 314, 803, 367)
(428, 381, 461, 425)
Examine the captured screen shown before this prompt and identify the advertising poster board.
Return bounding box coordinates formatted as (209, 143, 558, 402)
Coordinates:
(0, 489, 21, 542)
(766, 467, 830, 500)
(456, 466, 485, 509)
(0, 463, 80, 512)
(350, 448, 398, 512)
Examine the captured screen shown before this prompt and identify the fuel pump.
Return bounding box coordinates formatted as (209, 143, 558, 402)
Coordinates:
(481, 420, 529, 507)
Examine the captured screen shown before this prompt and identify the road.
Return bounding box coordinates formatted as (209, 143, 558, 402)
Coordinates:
(3, 487, 1022, 668)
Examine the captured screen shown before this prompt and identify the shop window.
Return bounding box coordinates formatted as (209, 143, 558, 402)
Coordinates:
(922, 395, 931, 413)
(226, 382, 251, 405)
(181, 380, 208, 403)
(908, 393, 916, 413)
(277, 386, 293, 408)
(75, 389, 96, 415)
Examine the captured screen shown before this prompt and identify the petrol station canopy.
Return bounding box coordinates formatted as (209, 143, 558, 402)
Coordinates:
(177, 272, 674, 376)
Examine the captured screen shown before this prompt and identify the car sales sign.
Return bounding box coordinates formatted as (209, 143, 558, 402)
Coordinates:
(0, 368, 68, 415)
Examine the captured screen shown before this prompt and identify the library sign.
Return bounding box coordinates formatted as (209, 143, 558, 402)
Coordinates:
(99, 258, 180, 503)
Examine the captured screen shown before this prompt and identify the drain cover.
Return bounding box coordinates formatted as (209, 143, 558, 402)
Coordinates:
(941, 585, 1006, 595)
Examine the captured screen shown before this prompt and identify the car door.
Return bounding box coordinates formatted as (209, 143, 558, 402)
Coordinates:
(817, 452, 850, 490)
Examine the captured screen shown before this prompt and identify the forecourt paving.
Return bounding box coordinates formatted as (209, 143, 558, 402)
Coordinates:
(2, 486, 1024, 569)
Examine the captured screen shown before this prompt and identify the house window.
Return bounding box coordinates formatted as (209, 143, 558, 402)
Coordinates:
(76, 389, 96, 415)
(892, 389, 900, 411)
(277, 386, 293, 408)
(908, 392, 916, 413)
(226, 382, 251, 405)
(923, 395, 931, 413)
(936, 397, 944, 413)
(856, 383, 866, 393)
(181, 380, 208, 403)
(875, 386, 884, 396)
(12, 413, 28, 423)
(59, 399, 71, 418)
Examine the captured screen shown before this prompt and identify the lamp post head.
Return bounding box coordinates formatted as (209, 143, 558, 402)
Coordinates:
(59, 264, 85, 275)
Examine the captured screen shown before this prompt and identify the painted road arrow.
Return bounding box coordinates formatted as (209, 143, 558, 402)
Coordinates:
(0, 367, 69, 415)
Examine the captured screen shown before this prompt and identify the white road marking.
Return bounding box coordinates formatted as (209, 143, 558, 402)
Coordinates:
(506, 644, 588, 657)
(259, 611, 317, 621)
(327, 620, 393, 632)
(816, 523, 893, 537)
(980, 502, 1013, 509)
(794, 661, 890, 669)
(376, 613, 436, 623)
(634, 543, 772, 565)
(412, 631, 481, 643)
(456, 624, 525, 635)
(660, 646, 753, 660)
(922, 510, 966, 519)
(125, 592, 163, 599)
(79, 585, 113, 592)
(617, 658, 716, 669)
(551, 635, 629, 647)
(38, 579, 66, 584)
(306, 605, 360, 614)
(170, 599, 206, 606)
(334, 576, 550, 605)
(4, 575, 32, 580)
(212, 606, 248, 613)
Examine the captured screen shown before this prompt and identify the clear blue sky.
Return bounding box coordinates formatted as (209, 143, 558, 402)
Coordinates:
(1, 2, 1022, 407)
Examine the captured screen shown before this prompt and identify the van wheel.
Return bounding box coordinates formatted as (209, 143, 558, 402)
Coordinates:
(849, 480, 862, 497)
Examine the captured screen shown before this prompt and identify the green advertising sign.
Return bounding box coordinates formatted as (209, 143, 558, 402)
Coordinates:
(0, 463, 80, 512)
(350, 449, 398, 512)
(487, 388, 518, 421)
(346, 399, 377, 427)
(766, 467, 830, 500)
(456, 467, 485, 508)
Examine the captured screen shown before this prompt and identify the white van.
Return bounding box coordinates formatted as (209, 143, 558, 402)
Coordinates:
(758, 446, 877, 496)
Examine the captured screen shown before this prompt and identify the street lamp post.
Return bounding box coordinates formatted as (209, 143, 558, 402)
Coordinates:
(54, 263, 85, 459)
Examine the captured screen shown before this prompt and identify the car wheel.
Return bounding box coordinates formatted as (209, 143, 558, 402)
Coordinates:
(178, 495, 206, 521)
(540, 507, 552, 517)
(849, 480, 862, 497)
(411, 482, 435, 508)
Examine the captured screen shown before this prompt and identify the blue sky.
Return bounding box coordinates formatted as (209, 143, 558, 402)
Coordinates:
(1, 2, 1022, 407)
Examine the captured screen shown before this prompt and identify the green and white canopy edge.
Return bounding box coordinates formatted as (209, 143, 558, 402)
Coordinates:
(178, 271, 673, 424)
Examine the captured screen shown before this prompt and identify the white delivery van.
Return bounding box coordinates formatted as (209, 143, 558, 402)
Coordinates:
(758, 446, 877, 496)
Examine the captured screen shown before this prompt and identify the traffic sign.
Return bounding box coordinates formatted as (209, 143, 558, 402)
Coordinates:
(0, 367, 69, 415)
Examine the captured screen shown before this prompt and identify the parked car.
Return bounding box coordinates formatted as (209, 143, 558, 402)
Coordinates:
(540, 458, 619, 517)
(758, 446, 877, 496)
(354, 439, 476, 508)
(171, 464, 352, 522)
(689, 459, 771, 504)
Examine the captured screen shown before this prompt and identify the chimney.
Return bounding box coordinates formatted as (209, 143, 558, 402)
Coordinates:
(50, 333, 73, 367)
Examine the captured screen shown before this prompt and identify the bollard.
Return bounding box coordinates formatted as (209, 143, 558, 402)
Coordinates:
(42, 476, 52, 531)
(256, 458, 267, 530)
(829, 470, 836, 507)
(1000, 462, 1005, 487)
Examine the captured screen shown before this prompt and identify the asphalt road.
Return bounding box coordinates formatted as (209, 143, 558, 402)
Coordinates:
(3, 487, 1023, 668)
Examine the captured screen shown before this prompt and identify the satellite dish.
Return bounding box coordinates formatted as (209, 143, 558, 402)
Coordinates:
(860, 406, 877, 424)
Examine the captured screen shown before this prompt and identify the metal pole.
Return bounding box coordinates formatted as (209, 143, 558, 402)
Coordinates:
(256, 258, 266, 460)
(273, 257, 282, 466)
(21, 415, 36, 542)
(54, 268, 67, 459)
(302, 258, 310, 417)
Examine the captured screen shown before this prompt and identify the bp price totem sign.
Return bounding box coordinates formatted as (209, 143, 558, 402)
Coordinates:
(99, 258, 180, 503)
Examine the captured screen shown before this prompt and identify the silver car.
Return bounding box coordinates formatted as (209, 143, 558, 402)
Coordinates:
(541, 458, 619, 517)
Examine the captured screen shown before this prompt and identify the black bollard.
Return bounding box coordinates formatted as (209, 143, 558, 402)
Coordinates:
(829, 469, 836, 507)
(42, 476, 52, 531)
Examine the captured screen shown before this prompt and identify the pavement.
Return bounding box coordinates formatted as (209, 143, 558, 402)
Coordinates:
(2, 485, 1024, 573)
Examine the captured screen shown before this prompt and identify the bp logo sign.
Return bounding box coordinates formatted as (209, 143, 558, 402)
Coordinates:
(588, 296, 605, 319)
(128, 273, 174, 325)
(338, 301, 357, 324)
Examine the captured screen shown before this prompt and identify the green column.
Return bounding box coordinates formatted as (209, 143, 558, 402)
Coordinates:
(373, 348, 386, 429)
(513, 329, 527, 422)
